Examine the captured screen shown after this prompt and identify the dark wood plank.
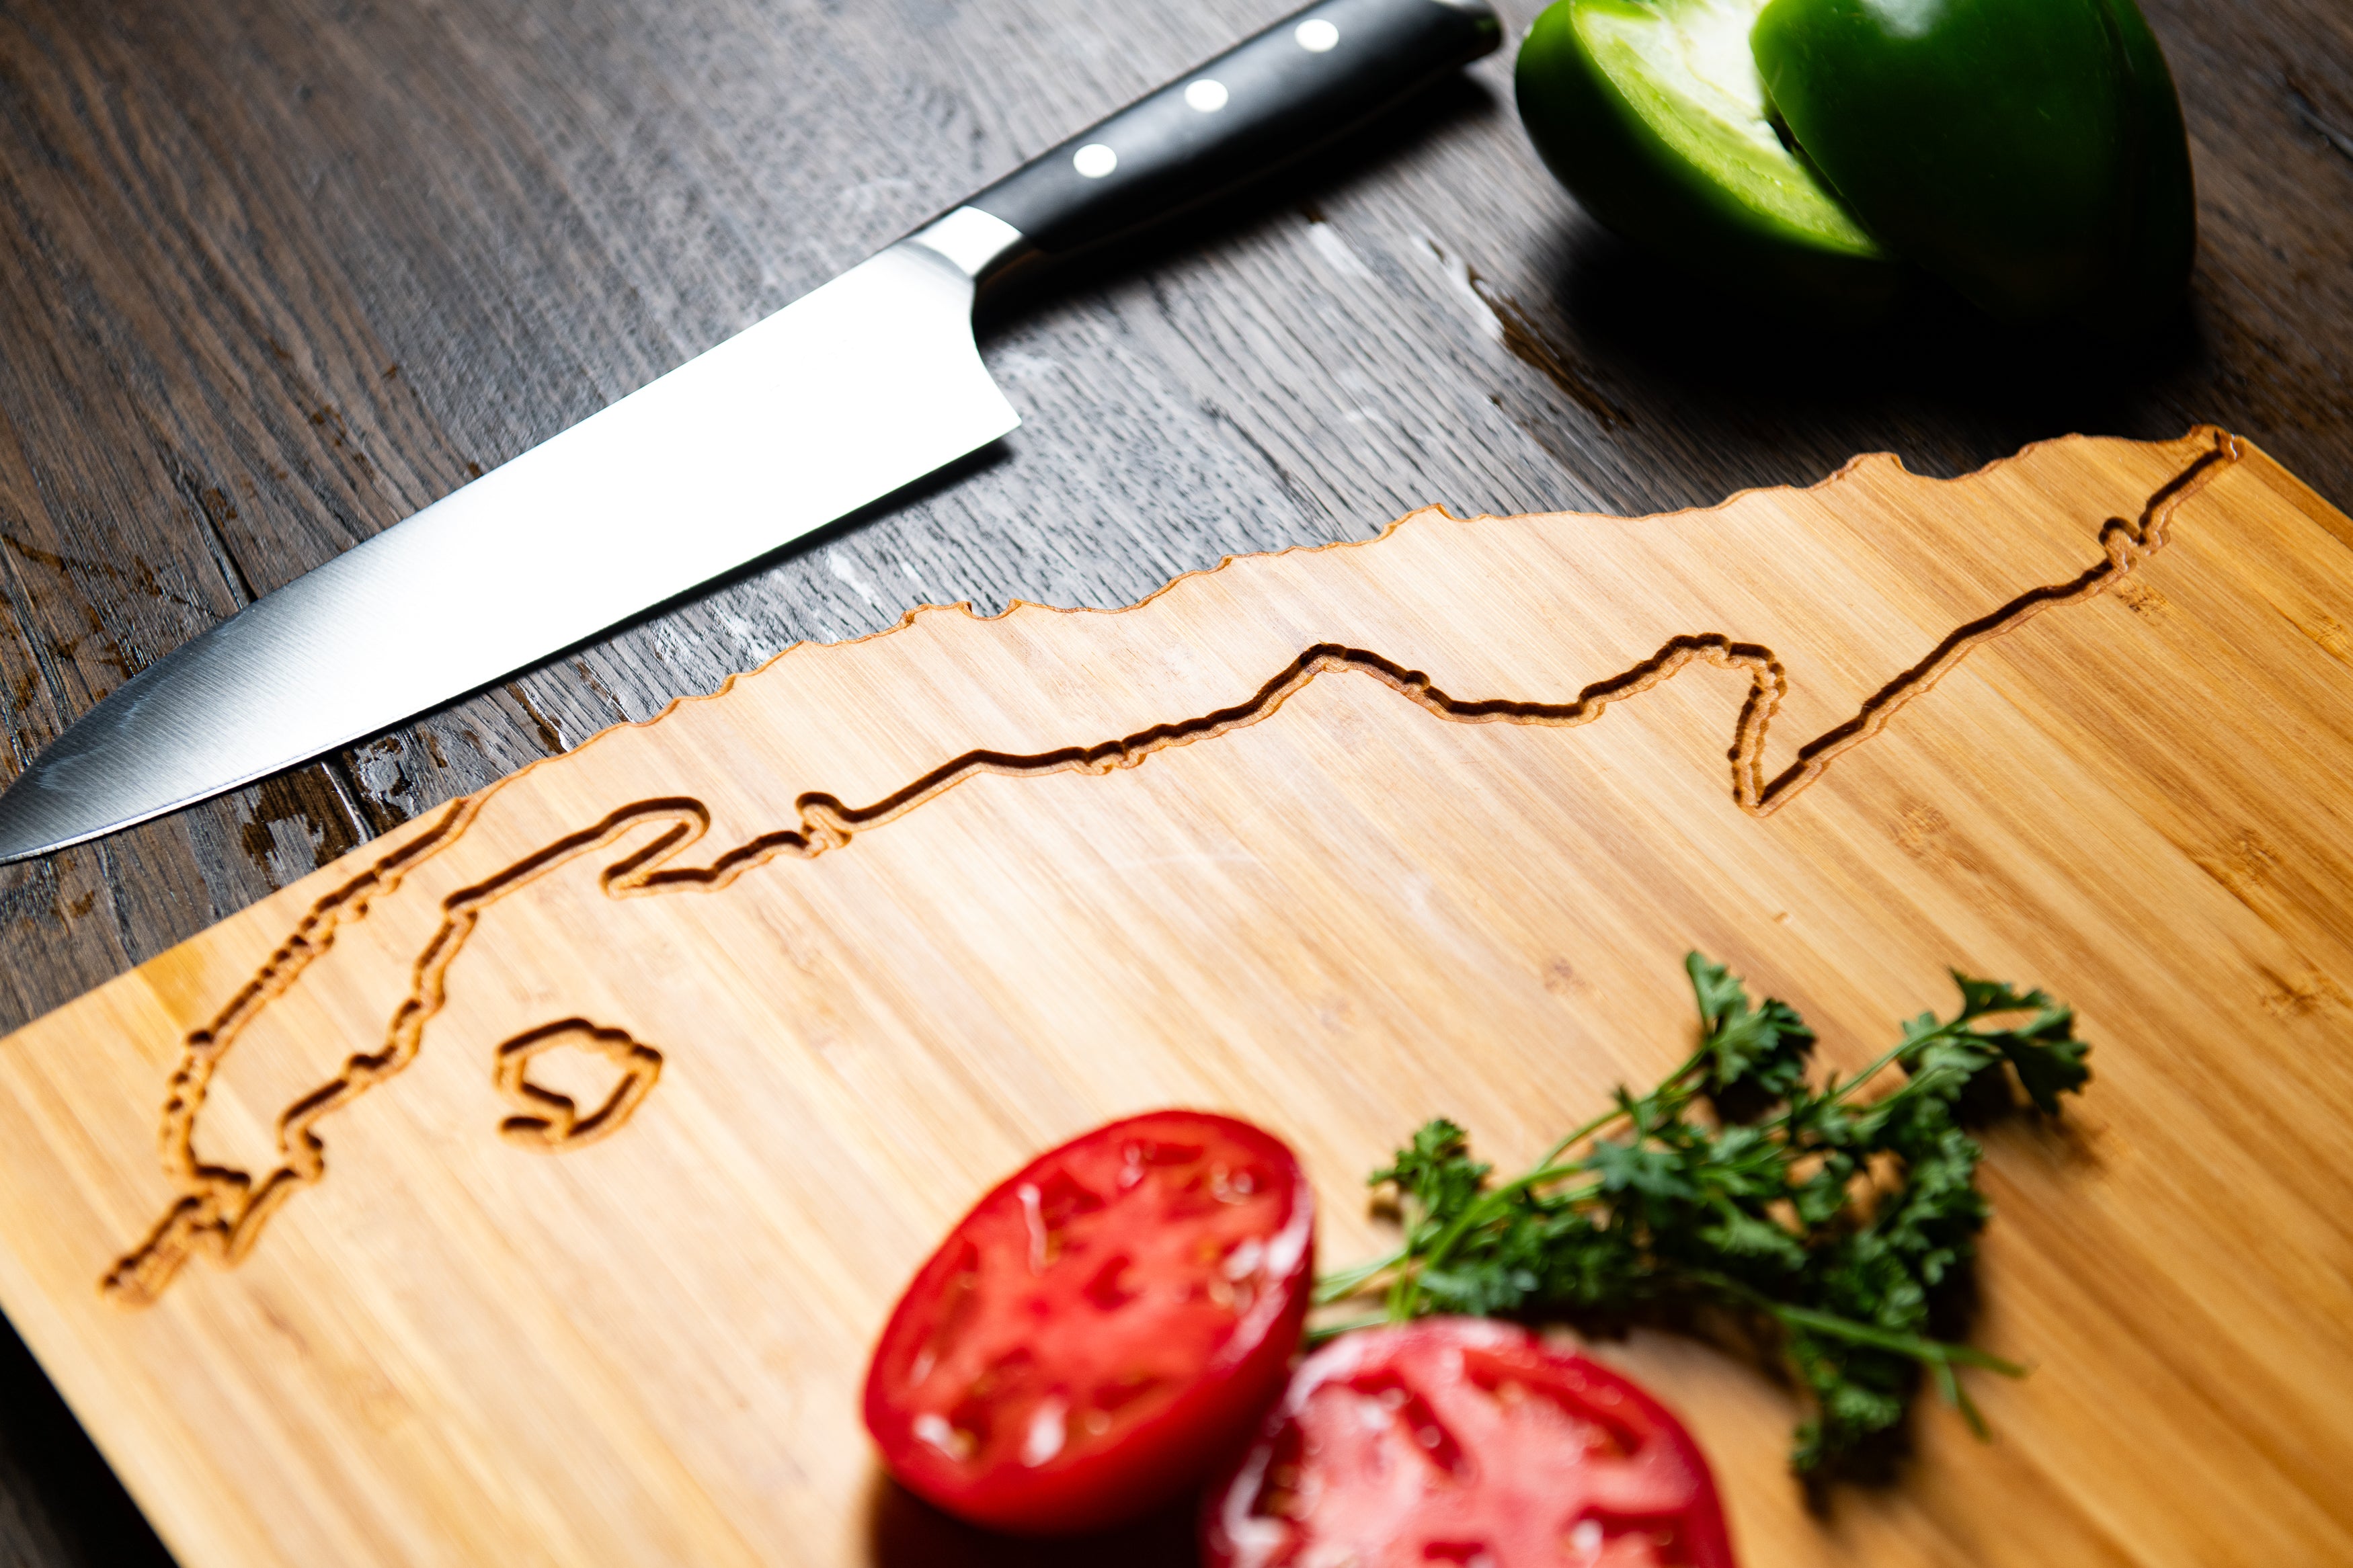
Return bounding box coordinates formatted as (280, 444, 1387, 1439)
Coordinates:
(0, 0, 2348, 1559)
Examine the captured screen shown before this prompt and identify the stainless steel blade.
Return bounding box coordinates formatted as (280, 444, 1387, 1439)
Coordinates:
(0, 210, 1025, 863)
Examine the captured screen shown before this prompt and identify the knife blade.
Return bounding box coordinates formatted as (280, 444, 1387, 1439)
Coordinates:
(0, 0, 1499, 864)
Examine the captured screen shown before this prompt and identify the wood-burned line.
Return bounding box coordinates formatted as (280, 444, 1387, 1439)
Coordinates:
(102, 430, 2237, 1306)
(107, 796, 488, 1306)
(493, 1020, 665, 1151)
(113, 633, 1797, 1305)
(1774, 431, 2237, 797)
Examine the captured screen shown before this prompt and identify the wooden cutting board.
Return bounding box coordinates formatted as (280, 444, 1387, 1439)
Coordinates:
(1, 427, 2348, 1567)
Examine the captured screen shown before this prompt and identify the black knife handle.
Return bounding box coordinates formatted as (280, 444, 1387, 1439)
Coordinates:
(965, 0, 1500, 270)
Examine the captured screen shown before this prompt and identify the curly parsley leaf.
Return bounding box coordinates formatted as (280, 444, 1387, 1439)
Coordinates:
(1687, 952, 1817, 1110)
(1322, 956, 2089, 1477)
(1368, 1118, 1488, 1245)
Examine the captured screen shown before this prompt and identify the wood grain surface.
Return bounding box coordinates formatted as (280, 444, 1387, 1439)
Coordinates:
(1, 0, 2350, 1559)
(1, 429, 2350, 1566)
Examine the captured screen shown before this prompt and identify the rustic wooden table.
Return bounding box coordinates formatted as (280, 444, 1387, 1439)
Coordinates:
(0, 0, 2346, 1559)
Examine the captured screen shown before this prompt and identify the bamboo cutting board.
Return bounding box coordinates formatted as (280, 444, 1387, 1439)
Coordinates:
(1, 427, 2348, 1567)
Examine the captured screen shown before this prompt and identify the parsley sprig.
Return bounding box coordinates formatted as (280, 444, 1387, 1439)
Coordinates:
(1316, 954, 2091, 1473)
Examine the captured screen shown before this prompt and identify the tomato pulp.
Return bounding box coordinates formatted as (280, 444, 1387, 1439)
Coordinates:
(864, 1110, 1314, 1534)
(1204, 1319, 1736, 1568)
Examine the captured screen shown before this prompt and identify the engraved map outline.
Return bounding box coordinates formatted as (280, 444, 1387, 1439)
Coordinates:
(103, 430, 2239, 1305)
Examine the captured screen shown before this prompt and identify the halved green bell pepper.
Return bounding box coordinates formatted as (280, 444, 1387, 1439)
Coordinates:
(1515, 0, 1901, 313)
(1515, 0, 2194, 331)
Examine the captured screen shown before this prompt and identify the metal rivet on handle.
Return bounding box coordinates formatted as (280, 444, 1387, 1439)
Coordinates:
(1295, 17, 1340, 50)
(1072, 143, 1117, 177)
(1184, 79, 1230, 112)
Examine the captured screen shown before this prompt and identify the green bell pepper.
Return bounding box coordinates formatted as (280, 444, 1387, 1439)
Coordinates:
(1515, 0, 1900, 313)
(1750, 0, 2194, 326)
(1515, 0, 2194, 331)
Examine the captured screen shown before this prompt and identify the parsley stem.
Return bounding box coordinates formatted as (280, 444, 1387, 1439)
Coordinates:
(1824, 1016, 1988, 1108)
(1926, 1356, 1992, 1439)
(1677, 1268, 2024, 1373)
(1827, 1001, 2040, 1110)
(1513, 1166, 1601, 1196)
(1827, 1036, 1921, 1102)
(1536, 1046, 1708, 1167)
(1536, 1106, 1632, 1169)
(1312, 1248, 1405, 1304)
(1767, 1303, 2024, 1374)
(1949, 1366, 1992, 1440)
(1304, 1314, 1390, 1346)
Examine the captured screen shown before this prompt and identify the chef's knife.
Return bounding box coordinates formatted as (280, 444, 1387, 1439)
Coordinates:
(0, 0, 1499, 864)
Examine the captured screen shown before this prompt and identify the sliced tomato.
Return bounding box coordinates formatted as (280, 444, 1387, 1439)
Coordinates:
(1203, 1319, 1736, 1568)
(863, 1110, 1314, 1534)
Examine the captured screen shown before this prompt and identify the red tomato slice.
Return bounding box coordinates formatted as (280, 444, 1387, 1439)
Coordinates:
(864, 1110, 1314, 1534)
(1204, 1319, 1737, 1568)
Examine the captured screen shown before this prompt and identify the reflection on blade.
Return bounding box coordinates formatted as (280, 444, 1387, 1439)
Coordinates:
(0, 239, 1019, 863)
